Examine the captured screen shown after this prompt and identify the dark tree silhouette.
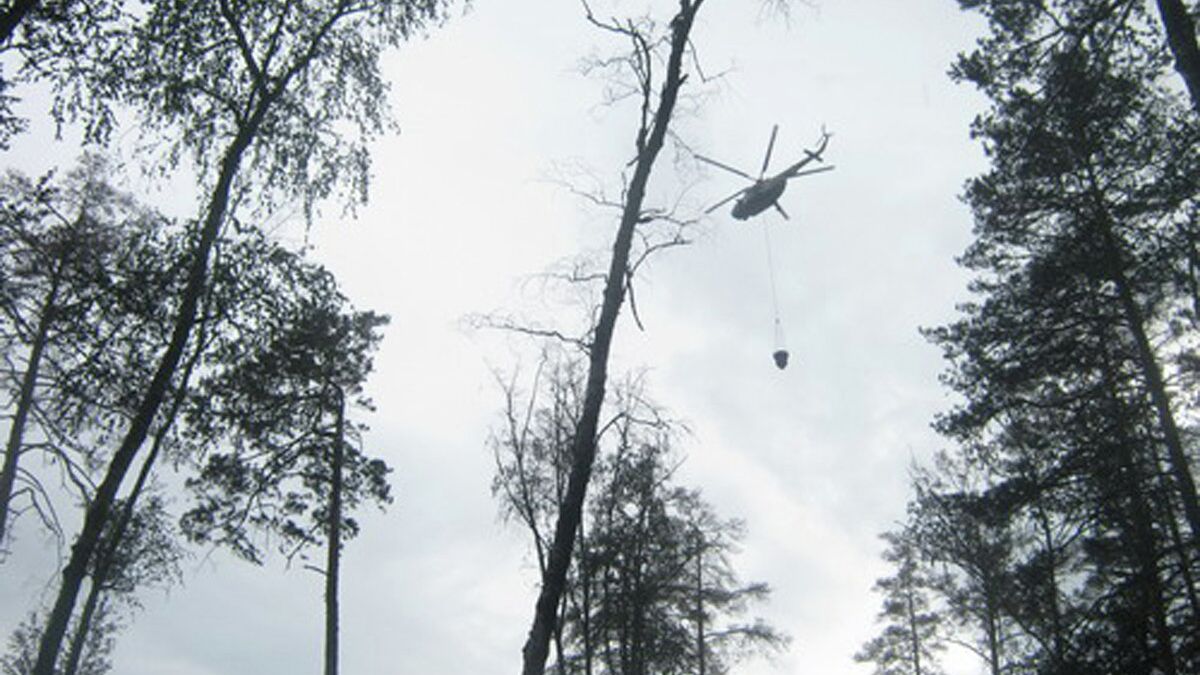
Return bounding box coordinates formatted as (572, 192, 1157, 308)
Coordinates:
(856, 530, 945, 675)
(1151, 0, 1200, 112)
(517, 3, 707, 672)
(0, 159, 184, 552)
(51, 222, 301, 670)
(496, 357, 785, 675)
(0, 0, 124, 145)
(3, 604, 118, 675)
(61, 494, 183, 675)
(30, 2, 447, 672)
(578, 437, 785, 675)
(953, 0, 1200, 114)
(493, 353, 586, 671)
(181, 265, 390, 675)
(867, 2, 1200, 672)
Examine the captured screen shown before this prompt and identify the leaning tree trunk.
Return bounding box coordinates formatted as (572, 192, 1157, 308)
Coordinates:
(0, 274, 60, 546)
(1096, 217, 1200, 543)
(580, 512, 593, 675)
(1094, 311, 1181, 674)
(1156, 486, 1200, 622)
(1153, 0, 1200, 114)
(519, 3, 702, 673)
(1124, 479, 1180, 675)
(31, 97, 273, 675)
(1106, 383, 1179, 674)
(982, 590, 1002, 675)
(61, 576, 102, 675)
(62, 329, 204, 675)
(0, 0, 37, 45)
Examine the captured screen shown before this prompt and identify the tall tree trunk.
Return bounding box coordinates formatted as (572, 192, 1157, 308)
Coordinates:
(905, 586, 921, 675)
(324, 392, 345, 675)
(1123, 464, 1179, 674)
(696, 545, 705, 675)
(1121, 453, 1179, 675)
(1097, 219, 1200, 542)
(0, 0, 37, 45)
(1098, 330, 1180, 675)
(1153, 0, 1200, 113)
(1034, 507, 1067, 669)
(1158, 489, 1200, 623)
(32, 98, 272, 675)
(62, 349, 196, 675)
(983, 591, 1001, 675)
(580, 512, 592, 675)
(1145, 403, 1200, 630)
(553, 594, 567, 675)
(61, 578, 101, 675)
(0, 275, 60, 545)
(519, 3, 702, 674)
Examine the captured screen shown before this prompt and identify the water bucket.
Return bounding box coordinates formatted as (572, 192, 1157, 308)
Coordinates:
(772, 349, 789, 370)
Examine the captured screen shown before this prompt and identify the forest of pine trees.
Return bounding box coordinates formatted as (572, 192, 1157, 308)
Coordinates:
(858, 2, 1200, 674)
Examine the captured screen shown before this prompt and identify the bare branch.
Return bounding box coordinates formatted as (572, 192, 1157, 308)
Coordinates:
(625, 270, 645, 331)
(13, 467, 65, 549)
(629, 226, 692, 277)
(469, 313, 592, 352)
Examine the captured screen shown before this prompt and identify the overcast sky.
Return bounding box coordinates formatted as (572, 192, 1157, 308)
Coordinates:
(1, 0, 995, 673)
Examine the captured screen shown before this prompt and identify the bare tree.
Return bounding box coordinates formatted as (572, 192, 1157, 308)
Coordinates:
(517, 2, 707, 673)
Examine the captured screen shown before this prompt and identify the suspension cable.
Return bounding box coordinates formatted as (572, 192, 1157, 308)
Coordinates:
(762, 222, 785, 348)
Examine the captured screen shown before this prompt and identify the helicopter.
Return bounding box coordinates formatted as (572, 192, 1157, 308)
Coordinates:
(697, 125, 833, 221)
(696, 125, 835, 370)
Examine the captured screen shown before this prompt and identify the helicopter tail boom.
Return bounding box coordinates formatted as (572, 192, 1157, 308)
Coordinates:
(785, 164, 836, 179)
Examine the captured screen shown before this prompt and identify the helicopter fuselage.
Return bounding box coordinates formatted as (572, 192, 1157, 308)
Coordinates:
(731, 175, 788, 220)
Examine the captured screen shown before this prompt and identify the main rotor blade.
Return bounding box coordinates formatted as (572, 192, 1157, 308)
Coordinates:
(695, 154, 756, 181)
(784, 164, 836, 179)
(705, 187, 750, 214)
(760, 124, 779, 178)
(773, 202, 790, 220)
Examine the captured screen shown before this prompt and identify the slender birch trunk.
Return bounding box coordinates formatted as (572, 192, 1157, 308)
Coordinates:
(32, 96, 272, 675)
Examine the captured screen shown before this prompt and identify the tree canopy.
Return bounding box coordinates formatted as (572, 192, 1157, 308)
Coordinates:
(861, 2, 1200, 673)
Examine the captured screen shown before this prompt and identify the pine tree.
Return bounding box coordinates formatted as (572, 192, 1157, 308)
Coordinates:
(889, 1, 1200, 671)
(857, 531, 944, 675)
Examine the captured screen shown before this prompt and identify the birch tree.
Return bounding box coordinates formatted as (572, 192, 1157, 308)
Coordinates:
(31, 2, 448, 670)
